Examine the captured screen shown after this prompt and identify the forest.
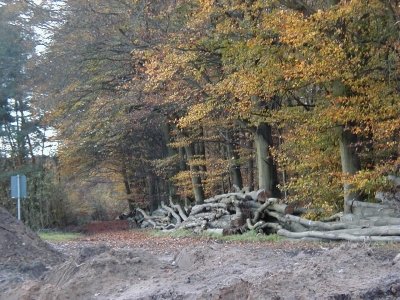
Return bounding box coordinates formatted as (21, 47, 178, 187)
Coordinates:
(0, 0, 399, 233)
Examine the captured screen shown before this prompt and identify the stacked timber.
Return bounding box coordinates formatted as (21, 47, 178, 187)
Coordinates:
(134, 187, 400, 242)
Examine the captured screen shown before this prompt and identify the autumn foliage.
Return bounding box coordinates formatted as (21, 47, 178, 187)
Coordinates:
(35, 0, 400, 219)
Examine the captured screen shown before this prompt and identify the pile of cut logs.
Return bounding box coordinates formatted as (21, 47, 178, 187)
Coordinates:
(133, 188, 400, 242)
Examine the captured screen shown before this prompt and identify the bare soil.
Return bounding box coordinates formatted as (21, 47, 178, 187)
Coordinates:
(2, 216, 400, 299)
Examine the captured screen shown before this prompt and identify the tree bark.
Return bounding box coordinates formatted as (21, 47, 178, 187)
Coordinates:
(185, 143, 205, 204)
(339, 125, 361, 214)
(332, 80, 362, 214)
(226, 132, 243, 189)
(179, 147, 187, 171)
(247, 140, 255, 191)
(195, 127, 207, 173)
(121, 162, 134, 211)
(161, 122, 179, 202)
(147, 174, 158, 213)
(254, 123, 280, 197)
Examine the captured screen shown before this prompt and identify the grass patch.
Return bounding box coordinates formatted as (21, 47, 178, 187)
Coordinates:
(38, 231, 82, 242)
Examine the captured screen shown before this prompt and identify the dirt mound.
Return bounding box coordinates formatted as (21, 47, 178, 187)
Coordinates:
(6, 246, 174, 300)
(11, 242, 399, 300)
(0, 207, 64, 299)
(2, 228, 400, 299)
(0, 207, 63, 269)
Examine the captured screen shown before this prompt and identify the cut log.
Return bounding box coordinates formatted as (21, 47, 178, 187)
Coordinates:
(321, 225, 400, 236)
(187, 212, 217, 221)
(180, 219, 208, 230)
(245, 190, 268, 202)
(134, 189, 400, 242)
(208, 215, 232, 229)
(259, 222, 283, 232)
(162, 224, 176, 230)
(161, 202, 182, 225)
(277, 228, 400, 242)
(364, 217, 400, 226)
(321, 212, 344, 222)
(246, 218, 265, 231)
(317, 216, 400, 230)
(136, 208, 158, 228)
(170, 200, 188, 221)
(203, 190, 266, 203)
(232, 184, 241, 193)
(190, 203, 228, 215)
(266, 211, 308, 232)
(151, 208, 169, 217)
(279, 214, 357, 231)
(347, 200, 399, 218)
(136, 208, 162, 220)
(204, 193, 245, 203)
(252, 198, 278, 223)
(230, 202, 244, 228)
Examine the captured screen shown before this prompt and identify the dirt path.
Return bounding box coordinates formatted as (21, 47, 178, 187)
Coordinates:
(2, 229, 400, 300)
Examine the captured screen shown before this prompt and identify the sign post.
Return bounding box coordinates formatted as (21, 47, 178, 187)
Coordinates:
(11, 175, 27, 221)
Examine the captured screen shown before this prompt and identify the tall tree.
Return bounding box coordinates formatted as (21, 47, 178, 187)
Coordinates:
(0, 0, 69, 227)
(269, 0, 400, 213)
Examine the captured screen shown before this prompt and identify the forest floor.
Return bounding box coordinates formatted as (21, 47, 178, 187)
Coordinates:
(2, 219, 400, 299)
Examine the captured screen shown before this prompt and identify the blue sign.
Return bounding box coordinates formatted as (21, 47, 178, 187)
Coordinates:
(11, 175, 27, 198)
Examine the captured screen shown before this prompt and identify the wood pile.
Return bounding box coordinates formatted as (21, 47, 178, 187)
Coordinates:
(133, 189, 400, 242)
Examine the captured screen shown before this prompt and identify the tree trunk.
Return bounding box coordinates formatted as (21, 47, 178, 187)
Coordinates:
(247, 140, 255, 191)
(196, 127, 207, 173)
(226, 132, 243, 189)
(331, 80, 362, 214)
(254, 123, 280, 197)
(185, 143, 205, 204)
(121, 163, 134, 211)
(179, 147, 187, 171)
(339, 125, 361, 214)
(147, 174, 158, 213)
(161, 122, 178, 202)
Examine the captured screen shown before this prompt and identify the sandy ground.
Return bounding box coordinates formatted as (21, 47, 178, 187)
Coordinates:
(2, 227, 400, 300)
(1, 209, 400, 300)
